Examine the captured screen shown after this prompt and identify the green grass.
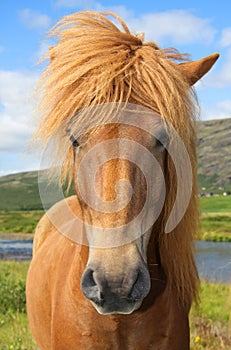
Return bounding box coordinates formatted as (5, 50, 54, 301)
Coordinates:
(0, 261, 36, 350)
(190, 283, 231, 349)
(198, 196, 231, 241)
(0, 262, 27, 316)
(200, 214, 231, 241)
(201, 215, 231, 233)
(0, 261, 30, 281)
(192, 283, 230, 323)
(0, 313, 35, 350)
(0, 211, 43, 234)
(200, 196, 231, 213)
(201, 232, 231, 242)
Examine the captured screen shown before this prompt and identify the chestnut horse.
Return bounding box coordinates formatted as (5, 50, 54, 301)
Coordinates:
(26, 11, 219, 350)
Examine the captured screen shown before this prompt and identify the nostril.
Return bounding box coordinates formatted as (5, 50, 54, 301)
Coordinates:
(81, 269, 96, 289)
(81, 269, 104, 306)
(129, 268, 150, 301)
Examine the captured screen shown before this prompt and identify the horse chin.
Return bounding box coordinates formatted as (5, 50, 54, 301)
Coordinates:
(91, 299, 143, 316)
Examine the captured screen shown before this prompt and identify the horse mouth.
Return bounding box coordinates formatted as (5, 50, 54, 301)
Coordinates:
(90, 296, 143, 315)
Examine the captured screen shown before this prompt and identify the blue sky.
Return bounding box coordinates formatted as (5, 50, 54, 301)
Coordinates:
(0, 0, 231, 175)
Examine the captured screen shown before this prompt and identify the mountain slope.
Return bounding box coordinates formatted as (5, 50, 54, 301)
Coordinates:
(0, 171, 42, 210)
(197, 118, 231, 193)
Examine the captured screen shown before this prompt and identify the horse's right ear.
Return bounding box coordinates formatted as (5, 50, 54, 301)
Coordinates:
(179, 53, 219, 85)
(49, 46, 55, 62)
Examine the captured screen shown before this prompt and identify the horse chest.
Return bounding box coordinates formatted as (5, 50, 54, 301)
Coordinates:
(51, 300, 171, 350)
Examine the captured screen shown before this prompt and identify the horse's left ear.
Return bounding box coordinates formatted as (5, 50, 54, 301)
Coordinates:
(179, 53, 219, 85)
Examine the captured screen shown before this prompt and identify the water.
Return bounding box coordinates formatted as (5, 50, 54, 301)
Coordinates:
(0, 239, 33, 261)
(0, 239, 230, 283)
(196, 240, 231, 284)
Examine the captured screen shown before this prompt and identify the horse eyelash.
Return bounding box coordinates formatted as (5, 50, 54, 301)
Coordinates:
(155, 132, 169, 150)
(70, 135, 80, 148)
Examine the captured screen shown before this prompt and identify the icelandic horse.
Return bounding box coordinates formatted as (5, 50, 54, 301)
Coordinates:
(26, 11, 219, 350)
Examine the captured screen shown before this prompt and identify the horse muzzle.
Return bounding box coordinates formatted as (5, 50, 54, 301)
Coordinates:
(81, 264, 151, 315)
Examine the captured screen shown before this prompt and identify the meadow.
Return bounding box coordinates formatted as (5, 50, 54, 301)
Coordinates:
(199, 196, 231, 242)
(0, 211, 43, 235)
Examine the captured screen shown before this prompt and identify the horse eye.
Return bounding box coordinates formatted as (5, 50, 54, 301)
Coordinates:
(155, 128, 169, 150)
(70, 135, 80, 148)
(156, 139, 164, 148)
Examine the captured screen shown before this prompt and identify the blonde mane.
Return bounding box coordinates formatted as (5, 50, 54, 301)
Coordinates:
(35, 11, 200, 306)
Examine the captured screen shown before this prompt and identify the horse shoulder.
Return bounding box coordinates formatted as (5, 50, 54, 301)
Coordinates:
(33, 195, 79, 255)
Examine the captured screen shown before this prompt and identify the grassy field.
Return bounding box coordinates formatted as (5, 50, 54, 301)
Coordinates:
(0, 261, 36, 350)
(190, 282, 231, 349)
(1, 196, 230, 242)
(0, 261, 230, 349)
(0, 211, 43, 235)
(200, 196, 231, 213)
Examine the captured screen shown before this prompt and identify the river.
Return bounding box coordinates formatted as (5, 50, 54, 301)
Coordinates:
(0, 239, 230, 284)
(196, 241, 231, 284)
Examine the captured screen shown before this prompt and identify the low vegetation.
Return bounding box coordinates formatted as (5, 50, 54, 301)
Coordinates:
(0, 262, 35, 350)
(200, 211, 231, 242)
(190, 283, 231, 349)
(0, 211, 43, 235)
(200, 196, 231, 213)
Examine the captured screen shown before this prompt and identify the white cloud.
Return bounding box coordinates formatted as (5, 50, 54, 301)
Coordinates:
(55, 3, 215, 46)
(0, 70, 38, 154)
(204, 48, 231, 88)
(216, 100, 231, 117)
(19, 8, 51, 31)
(127, 10, 215, 45)
(99, 5, 133, 20)
(194, 48, 231, 90)
(201, 99, 231, 120)
(0, 45, 4, 53)
(219, 27, 231, 47)
(218, 52, 231, 87)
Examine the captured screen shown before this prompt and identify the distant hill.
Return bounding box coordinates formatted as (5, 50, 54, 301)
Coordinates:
(0, 171, 44, 210)
(0, 171, 73, 211)
(197, 118, 231, 194)
(0, 118, 230, 210)
(0, 171, 42, 210)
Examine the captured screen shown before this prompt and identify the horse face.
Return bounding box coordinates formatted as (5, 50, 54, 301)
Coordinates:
(73, 122, 167, 315)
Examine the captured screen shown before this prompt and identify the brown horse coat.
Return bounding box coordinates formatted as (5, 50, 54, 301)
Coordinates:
(27, 196, 190, 350)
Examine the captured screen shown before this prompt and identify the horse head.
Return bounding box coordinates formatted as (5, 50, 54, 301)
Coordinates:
(35, 11, 219, 315)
